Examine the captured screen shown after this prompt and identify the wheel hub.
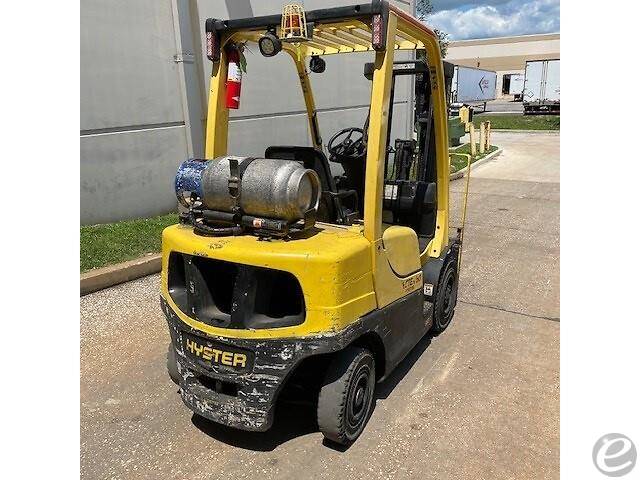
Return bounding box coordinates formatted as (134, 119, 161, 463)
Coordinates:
(354, 386, 365, 409)
(347, 366, 372, 429)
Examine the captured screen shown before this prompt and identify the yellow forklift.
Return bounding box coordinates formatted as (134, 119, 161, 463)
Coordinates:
(162, 1, 467, 445)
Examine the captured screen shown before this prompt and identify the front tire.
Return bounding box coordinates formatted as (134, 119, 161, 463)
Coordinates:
(317, 347, 375, 446)
(430, 259, 458, 334)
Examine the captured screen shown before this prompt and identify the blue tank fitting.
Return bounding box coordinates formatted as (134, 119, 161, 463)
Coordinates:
(175, 159, 208, 207)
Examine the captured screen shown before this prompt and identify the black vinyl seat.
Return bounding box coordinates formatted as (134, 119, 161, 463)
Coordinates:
(265, 146, 340, 223)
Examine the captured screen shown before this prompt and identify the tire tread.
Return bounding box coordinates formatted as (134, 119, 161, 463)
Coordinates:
(317, 347, 374, 445)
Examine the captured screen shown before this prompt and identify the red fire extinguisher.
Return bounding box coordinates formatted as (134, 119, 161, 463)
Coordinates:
(226, 47, 242, 109)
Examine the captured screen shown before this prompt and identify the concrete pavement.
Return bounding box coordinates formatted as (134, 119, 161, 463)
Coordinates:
(81, 130, 559, 479)
(482, 98, 524, 114)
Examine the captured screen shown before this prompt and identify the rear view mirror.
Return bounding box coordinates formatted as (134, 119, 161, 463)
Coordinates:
(309, 56, 326, 73)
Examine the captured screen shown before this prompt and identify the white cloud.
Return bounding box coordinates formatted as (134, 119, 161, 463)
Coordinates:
(432, 0, 513, 11)
(429, 0, 560, 40)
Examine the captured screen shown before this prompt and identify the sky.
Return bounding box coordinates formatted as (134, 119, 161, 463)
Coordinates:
(428, 0, 560, 40)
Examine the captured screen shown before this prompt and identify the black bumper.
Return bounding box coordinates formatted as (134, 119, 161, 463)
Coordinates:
(160, 297, 360, 432)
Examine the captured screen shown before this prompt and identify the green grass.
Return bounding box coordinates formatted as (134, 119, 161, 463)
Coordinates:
(472, 114, 560, 131)
(450, 144, 499, 173)
(80, 213, 178, 272)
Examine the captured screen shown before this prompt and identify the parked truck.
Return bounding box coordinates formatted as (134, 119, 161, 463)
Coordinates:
(522, 59, 560, 114)
(450, 65, 497, 113)
(508, 73, 524, 101)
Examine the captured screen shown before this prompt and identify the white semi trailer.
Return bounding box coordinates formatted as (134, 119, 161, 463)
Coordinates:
(508, 73, 525, 101)
(450, 65, 497, 112)
(522, 59, 560, 114)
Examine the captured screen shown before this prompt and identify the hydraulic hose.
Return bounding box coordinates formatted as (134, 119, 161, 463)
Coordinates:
(193, 222, 244, 237)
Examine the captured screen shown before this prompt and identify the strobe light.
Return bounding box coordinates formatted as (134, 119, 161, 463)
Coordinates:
(259, 32, 282, 57)
(281, 4, 309, 43)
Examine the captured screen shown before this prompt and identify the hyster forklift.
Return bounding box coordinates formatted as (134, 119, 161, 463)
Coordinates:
(162, 1, 467, 445)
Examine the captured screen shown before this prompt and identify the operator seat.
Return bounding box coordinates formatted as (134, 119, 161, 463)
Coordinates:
(264, 146, 340, 223)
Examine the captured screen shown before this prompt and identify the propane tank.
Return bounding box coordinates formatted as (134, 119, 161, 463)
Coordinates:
(175, 157, 321, 223)
(226, 48, 242, 109)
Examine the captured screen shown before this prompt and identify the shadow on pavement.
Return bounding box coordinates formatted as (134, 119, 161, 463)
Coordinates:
(192, 333, 435, 451)
(375, 333, 433, 399)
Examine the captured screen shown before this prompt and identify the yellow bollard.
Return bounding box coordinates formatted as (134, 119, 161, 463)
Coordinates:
(479, 122, 486, 154)
(469, 124, 476, 157)
(483, 121, 491, 151)
(459, 106, 469, 132)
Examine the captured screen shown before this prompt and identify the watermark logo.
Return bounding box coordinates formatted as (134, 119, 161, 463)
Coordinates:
(592, 433, 637, 477)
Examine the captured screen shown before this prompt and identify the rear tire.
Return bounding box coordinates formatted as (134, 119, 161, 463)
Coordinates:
(430, 259, 458, 334)
(317, 347, 375, 446)
(167, 344, 180, 385)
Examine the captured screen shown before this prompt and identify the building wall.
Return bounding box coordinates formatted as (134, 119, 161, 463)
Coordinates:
(446, 33, 559, 98)
(81, 0, 192, 225)
(80, 0, 415, 225)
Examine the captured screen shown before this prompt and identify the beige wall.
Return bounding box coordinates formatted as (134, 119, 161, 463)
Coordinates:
(446, 33, 559, 98)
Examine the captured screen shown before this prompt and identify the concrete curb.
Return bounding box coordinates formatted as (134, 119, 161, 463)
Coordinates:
(491, 129, 559, 133)
(448, 143, 468, 152)
(449, 148, 503, 181)
(479, 111, 524, 115)
(80, 254, 161, 296)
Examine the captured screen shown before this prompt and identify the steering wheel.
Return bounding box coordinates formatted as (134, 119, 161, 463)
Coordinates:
(327, 127, 366, 162)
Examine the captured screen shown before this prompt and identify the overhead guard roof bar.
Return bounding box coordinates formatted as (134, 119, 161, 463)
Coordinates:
(208, 2, 386, 35)
(326, 28, 371, 49)
(205, 1, 436, 59)
(315, 30, 359, 50)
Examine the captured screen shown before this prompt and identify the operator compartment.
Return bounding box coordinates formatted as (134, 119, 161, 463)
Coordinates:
(365, 60, 440, 252)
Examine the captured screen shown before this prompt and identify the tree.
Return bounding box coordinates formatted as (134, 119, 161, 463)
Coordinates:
(415, 0, 450, 58)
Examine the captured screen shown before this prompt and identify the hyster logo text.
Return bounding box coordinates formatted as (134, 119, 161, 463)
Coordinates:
(186, 339, 247, 368)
